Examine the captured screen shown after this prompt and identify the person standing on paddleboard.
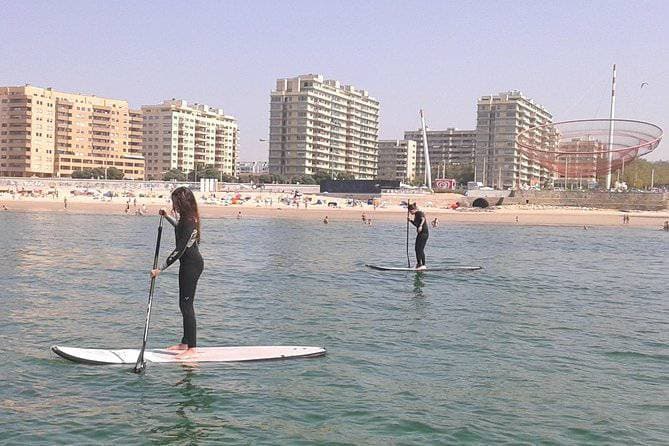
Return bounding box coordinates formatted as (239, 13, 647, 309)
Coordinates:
(408, 203, 428, 270)
(150, 187, 204, 358)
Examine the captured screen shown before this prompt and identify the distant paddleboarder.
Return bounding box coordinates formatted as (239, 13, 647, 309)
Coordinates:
(150, 187, 204, 359)
(408, 203, 428, 270)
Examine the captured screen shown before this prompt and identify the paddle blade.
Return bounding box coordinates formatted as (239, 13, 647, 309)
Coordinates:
(133, 361, 146, 374)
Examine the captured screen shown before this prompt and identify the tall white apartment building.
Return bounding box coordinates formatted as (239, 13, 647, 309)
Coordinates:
(141, 99, 238, 180)
(377, 139, 417, 182)
(268, 74, 379, 179)
(404, 128, 476, 180)
(475, 91, 553, 189)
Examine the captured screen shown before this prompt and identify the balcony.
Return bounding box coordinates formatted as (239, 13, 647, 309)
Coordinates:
(6, 113, 32, 123)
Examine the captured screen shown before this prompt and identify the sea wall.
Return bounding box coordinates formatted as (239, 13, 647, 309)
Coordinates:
(501, 191, 668, 211)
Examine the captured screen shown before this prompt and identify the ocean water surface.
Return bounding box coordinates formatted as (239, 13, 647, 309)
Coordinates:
(1, 212, 667, 444)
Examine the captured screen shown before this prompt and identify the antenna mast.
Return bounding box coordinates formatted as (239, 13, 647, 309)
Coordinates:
(605, 64, 616, 190)
(420, 109, 432, 189)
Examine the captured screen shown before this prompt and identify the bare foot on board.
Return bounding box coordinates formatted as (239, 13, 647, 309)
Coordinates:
(176, 348, 199, 360)
(166, 343, 188, 351)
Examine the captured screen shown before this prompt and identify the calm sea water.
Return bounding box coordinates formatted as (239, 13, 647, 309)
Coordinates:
(1, 212, 667, 445)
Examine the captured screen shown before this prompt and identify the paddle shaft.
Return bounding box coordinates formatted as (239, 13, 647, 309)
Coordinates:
(133, 215, 164, 373)
(406, 198, 411, 268)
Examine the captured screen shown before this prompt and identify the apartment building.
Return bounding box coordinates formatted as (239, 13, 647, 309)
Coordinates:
(404, 128, 476, 181)
(141, 100, 238, 180)
(0, 85, 144, 179)
(268, 74, 379, 180)
(377, 139, 417, 182)
(475, 91, 553, 189)
(555, 138, 605, 188)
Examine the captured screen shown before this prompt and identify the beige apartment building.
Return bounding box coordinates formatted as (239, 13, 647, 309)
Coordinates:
(377, 139, 417, 182)
(269, 74, 379, 179)
(555, 138, 605, 188)
(141, 100, 238, 180)
(0, 85, 144, 179)
(404, 128, 476, 181)
(475, 91, 553, 189)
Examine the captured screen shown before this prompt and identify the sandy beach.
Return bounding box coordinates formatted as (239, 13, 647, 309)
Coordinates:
(2, 193, 668, 228)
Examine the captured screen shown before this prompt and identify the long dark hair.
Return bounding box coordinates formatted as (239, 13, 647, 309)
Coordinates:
(171, 187, 201, 242)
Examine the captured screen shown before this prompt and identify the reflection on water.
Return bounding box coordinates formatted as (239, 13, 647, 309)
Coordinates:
(1, 212, 668, 444)
(168, 367, 214, 445)
(413, 272, 425, 298)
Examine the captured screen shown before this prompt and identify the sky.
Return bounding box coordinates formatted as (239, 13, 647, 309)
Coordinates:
(2, 0, 668, 161)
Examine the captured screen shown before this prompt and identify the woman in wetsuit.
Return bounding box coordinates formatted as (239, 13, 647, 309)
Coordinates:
(150, 187, 204, 357)
(408, 203, 429, 270)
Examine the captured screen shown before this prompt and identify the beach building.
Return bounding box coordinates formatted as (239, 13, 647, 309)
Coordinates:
(404, 128, 476, 181)
(141, 100, 238, 180)
(268, 74, 379, 180)
(377, 139, 417, 182)
(475, 91, 553, 189)
(0, 85, 144, 179)
(238, 161, 269, 175)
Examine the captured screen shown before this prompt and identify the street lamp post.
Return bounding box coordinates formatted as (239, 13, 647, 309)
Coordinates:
(651, 168, 655, 189)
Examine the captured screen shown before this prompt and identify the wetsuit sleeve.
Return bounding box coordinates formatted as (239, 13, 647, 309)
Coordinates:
(164, 215, 177, 227)
(159, 220, 197, 271)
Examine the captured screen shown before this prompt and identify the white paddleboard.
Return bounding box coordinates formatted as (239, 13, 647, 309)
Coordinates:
(52, 345, 326, 365)
(365, 264, 482, 272)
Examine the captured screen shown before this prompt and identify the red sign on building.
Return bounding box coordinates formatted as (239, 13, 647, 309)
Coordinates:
(434, 178, 457, 190)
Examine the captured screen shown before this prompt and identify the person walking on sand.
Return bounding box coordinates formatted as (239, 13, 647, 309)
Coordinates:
(63, 197, 67, 209)
(408, 203, 429, 270)
(150, 187, 204, 359)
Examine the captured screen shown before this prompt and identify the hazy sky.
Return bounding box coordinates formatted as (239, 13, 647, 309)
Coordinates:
(2, 0, 668, 160)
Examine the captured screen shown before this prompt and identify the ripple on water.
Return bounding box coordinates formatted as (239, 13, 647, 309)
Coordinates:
(1, 214, 668, 444)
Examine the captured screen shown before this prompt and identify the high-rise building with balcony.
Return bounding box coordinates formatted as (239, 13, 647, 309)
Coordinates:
(377, 139, 417, 182)
(141, 100, 238, 180)
(475, 91, 553, 189)
(0, 85, 144, 178)
(268, 74, 379, 179)
(404, 128, 476, 181)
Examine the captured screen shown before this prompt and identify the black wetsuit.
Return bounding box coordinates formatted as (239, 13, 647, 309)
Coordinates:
(410, 210, 429, 267)
(161, 215, 204, 348)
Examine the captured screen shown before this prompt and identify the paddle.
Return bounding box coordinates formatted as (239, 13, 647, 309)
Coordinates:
(133, 215, 164, 374)
(406, 198, 411, 268)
